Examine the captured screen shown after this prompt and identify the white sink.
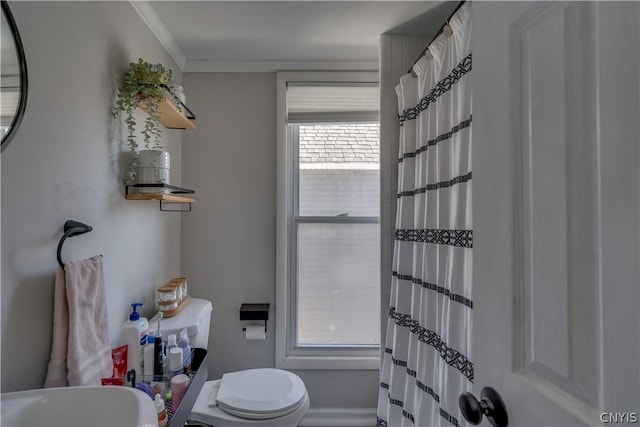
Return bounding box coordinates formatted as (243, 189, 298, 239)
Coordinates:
(1, 386, 158, 427)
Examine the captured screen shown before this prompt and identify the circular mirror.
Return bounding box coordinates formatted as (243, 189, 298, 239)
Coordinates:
(1, 0, 28, 152)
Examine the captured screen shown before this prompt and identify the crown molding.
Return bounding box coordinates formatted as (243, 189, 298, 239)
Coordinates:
(184, 60, 379, 73)
(129, 1, 379, 73)
(129, 0, 187, 71)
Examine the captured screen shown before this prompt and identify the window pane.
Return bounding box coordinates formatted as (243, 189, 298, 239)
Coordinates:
(298, 124, 379, 216)
(297, 222, 380, 346)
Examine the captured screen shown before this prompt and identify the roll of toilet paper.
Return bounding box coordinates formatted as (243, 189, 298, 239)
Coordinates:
(245, 325, 266, 341)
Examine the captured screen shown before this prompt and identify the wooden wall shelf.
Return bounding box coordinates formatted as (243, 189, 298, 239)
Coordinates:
(139, 89, 196, 130)
(156, 97, 196, 130)
(125, 193, 195, 203)
(125, 184, 195, 212)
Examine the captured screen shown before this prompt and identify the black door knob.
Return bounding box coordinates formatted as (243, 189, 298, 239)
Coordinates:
(459, 387, 508, 427)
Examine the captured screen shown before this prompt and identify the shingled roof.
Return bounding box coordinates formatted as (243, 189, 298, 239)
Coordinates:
(299, 124, 379, 165)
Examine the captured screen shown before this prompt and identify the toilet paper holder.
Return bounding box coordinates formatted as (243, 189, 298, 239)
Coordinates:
(240, 303, 269, 332)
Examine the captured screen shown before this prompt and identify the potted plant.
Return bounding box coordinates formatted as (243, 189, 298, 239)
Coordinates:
(113, 58, 175, 184)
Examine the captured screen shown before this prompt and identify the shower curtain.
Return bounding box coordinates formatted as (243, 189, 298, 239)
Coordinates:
(377, 3, 472, 426)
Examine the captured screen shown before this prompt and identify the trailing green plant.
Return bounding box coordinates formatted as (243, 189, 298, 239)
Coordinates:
(113, 58, 175, 183)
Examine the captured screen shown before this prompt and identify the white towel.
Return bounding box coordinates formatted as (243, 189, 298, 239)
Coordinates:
(44, 255, 113, 387)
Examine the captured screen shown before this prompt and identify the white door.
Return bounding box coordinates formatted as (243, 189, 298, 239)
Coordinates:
(472, 1, 639, 425)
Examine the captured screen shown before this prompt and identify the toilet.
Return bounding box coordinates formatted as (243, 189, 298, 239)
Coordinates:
(148, 298, 310, 427)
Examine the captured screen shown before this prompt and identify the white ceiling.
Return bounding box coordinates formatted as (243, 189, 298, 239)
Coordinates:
(133, 1, 457, 72)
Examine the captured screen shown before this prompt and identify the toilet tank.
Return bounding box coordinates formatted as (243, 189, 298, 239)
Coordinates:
(148, 298, 212, 349)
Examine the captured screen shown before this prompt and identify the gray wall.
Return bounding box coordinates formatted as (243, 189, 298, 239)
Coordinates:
(180, 72, 277, 379)
(181, 73, 380, 408)
(1, 2, 183, 392)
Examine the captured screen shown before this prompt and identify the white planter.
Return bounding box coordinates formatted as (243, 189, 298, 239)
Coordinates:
(137, 150, 170, 193)
(138, 150, 170, 168)
(172, 83, 186, 105)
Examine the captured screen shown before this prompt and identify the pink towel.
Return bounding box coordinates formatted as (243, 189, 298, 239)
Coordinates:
(45, 255, 113, 387)
(44, 268, 69, 387)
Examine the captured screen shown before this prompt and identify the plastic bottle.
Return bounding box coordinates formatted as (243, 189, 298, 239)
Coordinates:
(154, 393, 167, 427)
(121, 303, 149, 378)
(167, 334, 177, 350)
(153, 312, 164, 380)
(143, 333, 156, 378)
(170, 374, 189, 411)
(169, 347, 183, 377)
(177, 328, 192, 369)
(165, 334, 183, 376)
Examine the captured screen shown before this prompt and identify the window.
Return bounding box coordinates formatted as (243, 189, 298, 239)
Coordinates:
(276, 72, 380, 369)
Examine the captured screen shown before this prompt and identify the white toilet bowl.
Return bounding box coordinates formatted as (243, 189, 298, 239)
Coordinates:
(149, 299, 310, 427)
(189, 369, 310, 427)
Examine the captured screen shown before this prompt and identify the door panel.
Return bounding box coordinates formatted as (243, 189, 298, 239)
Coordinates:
(519, 2, 599, 408)
(473, 1, 639, 425)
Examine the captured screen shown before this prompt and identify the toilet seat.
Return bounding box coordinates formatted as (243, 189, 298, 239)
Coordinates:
(189, 375, 310, 427)
(216, 369, 306, 419)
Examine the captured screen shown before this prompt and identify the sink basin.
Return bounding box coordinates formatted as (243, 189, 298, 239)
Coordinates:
(1, 386, 158, 427)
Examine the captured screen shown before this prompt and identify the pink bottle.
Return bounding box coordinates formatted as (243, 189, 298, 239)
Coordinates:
(170, 374, 189, 412)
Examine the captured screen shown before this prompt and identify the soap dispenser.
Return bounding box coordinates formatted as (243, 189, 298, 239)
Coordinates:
(121, 303, 149, 379)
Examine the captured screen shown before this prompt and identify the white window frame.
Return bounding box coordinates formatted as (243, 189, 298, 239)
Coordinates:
(276, 71, 381, 370)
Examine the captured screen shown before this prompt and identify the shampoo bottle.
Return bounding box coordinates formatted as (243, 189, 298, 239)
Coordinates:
(121, 303, 149, 378)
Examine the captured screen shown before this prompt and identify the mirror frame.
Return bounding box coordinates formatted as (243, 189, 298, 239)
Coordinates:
(1, 0, 28, 152)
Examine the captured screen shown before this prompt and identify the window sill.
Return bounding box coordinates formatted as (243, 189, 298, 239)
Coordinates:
(276, 355, 380, 370)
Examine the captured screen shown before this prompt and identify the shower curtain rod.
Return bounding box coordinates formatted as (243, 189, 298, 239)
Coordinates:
(408, 0, 467, 75)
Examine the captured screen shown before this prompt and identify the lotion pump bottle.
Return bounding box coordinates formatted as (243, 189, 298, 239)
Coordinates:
(121, 303, 149, 378)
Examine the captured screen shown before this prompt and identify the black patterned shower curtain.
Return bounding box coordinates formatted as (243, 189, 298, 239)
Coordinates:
(377, 3, 473, 426)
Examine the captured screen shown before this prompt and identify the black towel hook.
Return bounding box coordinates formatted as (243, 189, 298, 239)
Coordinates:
(56, 220, 93, 268)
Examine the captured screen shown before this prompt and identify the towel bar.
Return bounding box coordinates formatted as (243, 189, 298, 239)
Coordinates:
(56, 220, 93, 268)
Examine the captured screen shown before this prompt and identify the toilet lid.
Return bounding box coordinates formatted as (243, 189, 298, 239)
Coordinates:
(216, 368, 306, 419)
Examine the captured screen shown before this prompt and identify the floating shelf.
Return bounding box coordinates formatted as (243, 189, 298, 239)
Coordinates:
(126, 184, 195, 212)
(158, 97, 195, 129)
(139, 85, 196, 130)
(139, 97, 196, 130)
(126, 192, 195, 203)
